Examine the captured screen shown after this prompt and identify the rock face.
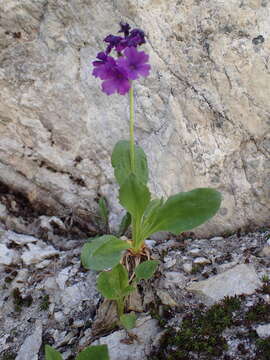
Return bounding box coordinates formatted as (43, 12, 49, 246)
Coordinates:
(187, 264, 262, 304)
(0, 0, 269, 236)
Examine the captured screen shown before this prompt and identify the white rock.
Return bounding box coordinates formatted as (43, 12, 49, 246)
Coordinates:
(6, 230, 37, 246)
(189, 248, 202, 257)
(164, 272, 186, 288)
(16, 320, 42, 360)
(156, 289, 178, 306)
(194, 257, 211, 265)
(94, 317, 161, 360)
(56, 267, 71, 290)
(145, 239, 156, 248)
(35, 259, 51, 269)
(256, 324, 270, 338)
(0, 244, 17, 265)
(217, 261, 238, 273)
(210, 236, 224, 241)
(183, 262, 193, 274)
(188, 264, 262, 305)
(22, 243, 59, 265)
(61, 276, 98, 314)
(164, 256, 176, 269)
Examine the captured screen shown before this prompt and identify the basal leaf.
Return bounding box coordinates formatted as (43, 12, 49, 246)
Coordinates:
(143, 188, 221, 237)
(97, 264, 132, 300)
(111, 140, 148, 186)
(81, 235, 129, 271)
(135, 260, 160, 281)
(117, 212, 131, 237)
(45, 345, 63, 360)
(120, 313, 136, 330)
(76, 345, 109, 360)
(119, 174, 151, 221)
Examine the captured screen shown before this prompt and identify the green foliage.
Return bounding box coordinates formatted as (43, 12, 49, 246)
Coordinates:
(141, 188, 222, 238)
(45, 345, 62, 360)
(120, 312, 137, 330)
(117, 212, 131, 236)
(76, 345, 109, 360)
(256, 337, 270, 360)
(97, 264, 134, 300)
(111, 140, 148, 186)
(40, 294, 50, 311)
(81, 235, 129, 271)
(45, 345, 110, 360)
(119, 174, 151, 221)
(98, 197, 109, 224)
(135, 260, 159, 281)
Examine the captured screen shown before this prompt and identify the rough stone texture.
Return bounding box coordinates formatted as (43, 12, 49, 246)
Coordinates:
(93, 317, 161, 360)
(187, 264, 262, 304)
(256, 324, 270, 338)
(15, 320, 42, 360)
(0, 0, 269, 236)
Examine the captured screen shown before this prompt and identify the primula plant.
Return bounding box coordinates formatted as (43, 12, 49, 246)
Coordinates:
(81, 22, 221, 328)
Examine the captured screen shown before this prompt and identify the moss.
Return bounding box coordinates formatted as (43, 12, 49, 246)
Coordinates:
(12, 288, 33, 311)
(256, 337, 270, 360)
(40, 294, 50, 311)
(150, 296, 242, 359)
(245, 302, 270, 323)
(0, 351, 16, 360)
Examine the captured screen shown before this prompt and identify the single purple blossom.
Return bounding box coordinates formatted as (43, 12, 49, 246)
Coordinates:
(101, 65, 131, 95)
(117, 47, 150, 80)
(118, 22, 130, 37)
(92, 56, 116, 79)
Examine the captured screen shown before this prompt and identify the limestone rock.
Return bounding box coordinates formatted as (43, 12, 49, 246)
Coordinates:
(15, 320, 42, 360)
(21, 243, 59, 265)
(188, 264, 262, 304)
(0, 0, 269, 237)
(256, 324, 270, 338)
(93, 317, 161, 360)
(0, 244, 17, 265)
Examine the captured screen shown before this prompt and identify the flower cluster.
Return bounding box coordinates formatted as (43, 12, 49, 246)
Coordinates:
(92, 22, 150, 95)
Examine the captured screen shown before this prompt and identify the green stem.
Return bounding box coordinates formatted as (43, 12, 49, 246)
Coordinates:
(129, 85, 135, 173)
(117, 298, 124, 317)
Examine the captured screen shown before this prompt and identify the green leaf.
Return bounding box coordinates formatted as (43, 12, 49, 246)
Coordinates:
(76, 345, 109, 360)
(117, 212, 131, 237)
(97, 264, 134, 300)
(45, 345, 63, 360)
(98, 197, 109, 223)
(119, 174, 151, 221)
(135, 260, 160, 281)
(143, 188, 222, 237)
(111, 140, 148, 186)
(120, 313, 136, 330)
(81, 235, 129, 271)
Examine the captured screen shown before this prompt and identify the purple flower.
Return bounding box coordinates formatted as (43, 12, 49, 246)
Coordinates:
(92, 52, 108, 67)
(92, 56, 116, 79)
(104, 34, 123, 54)
(101, 66, 131, 95)
(128, 29, 145, 46)
(118, 22, 130, 37)
(117, 47, 150, 80)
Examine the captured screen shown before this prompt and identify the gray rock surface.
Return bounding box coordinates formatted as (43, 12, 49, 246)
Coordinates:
(256, 324, 270, 338)
(15, 320, 42, 360)
(94, 317, 161, 360)
(188, 264, 262, 304)
(0, 1, 269, 236)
